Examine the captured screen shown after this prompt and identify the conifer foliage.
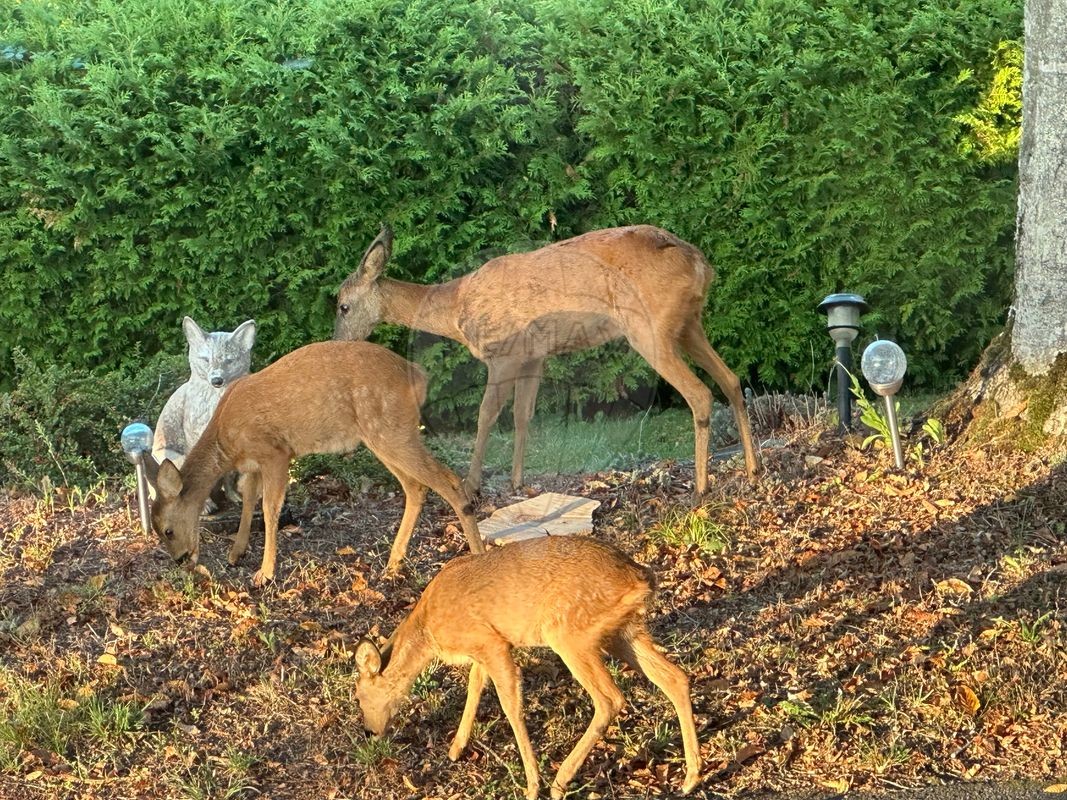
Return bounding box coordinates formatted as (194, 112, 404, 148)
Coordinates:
(1, 0, 1020, 405)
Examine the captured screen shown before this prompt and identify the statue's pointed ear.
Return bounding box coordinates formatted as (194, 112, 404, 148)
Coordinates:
(355, 638, 383, 676)
(183, 317, 207, 346)
(346, 224, 393, 286)
(142, 453, 160, 490)
(231, 319, 256, 351)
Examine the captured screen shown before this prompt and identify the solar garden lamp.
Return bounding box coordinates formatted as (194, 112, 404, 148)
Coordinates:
(817, 293, 868, 432)
(860, 339, 908, 469)
(120, 422, 153, 534)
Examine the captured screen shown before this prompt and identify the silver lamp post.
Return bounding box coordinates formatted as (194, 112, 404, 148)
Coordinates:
(120, 422, 154, 534)
(817, 293, 868, 432)
(860, 340, 908, 469)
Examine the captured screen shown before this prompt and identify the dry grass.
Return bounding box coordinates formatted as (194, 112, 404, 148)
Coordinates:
(1, 427, 1065, 799)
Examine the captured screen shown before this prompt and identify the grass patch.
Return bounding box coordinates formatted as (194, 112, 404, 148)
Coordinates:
(351, 733, 397, 766)
(432, 409, 699, 485)
(0, 667, 144, 770)
(288, 409, 700, 493)
(649, 506, 730, 555)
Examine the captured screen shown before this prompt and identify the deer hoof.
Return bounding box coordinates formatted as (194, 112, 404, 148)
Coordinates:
(447, 742, 463, 762)
(682, 770, 701, 794)
(251, 569, 273, 587)
(227, 546, 246, 566)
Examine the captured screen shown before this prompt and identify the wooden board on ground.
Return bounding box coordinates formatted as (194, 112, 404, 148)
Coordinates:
(479, 492, 601, 546)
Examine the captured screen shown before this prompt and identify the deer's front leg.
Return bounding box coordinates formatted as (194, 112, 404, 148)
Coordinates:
(465, 361, 519, 496)
(449, 662, 487, 761)
(483, 650, 539, 800)
(510, 360, 543, 491)
(252, 462, 288, 586)
(228, 471, 260, 566)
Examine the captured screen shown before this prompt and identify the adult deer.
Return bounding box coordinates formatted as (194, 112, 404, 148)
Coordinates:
(144, 341, 484, 586)
(354, 535, 701, 800)
(334, 225, 759, 498)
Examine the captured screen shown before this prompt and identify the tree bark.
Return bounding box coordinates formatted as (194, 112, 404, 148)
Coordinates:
(1012, 0, 1067, 375)
(945, 0, 1067, 443)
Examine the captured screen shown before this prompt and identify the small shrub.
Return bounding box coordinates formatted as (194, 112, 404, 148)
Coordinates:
(0, 349, 186, 490)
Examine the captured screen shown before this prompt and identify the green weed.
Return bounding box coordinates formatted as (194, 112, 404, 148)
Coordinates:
(649, 507, 730, 555)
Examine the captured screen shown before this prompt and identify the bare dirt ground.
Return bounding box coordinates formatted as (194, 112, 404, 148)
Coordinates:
(1, 432, 1065, 800)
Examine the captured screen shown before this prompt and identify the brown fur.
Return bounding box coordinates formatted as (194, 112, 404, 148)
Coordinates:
(334, 225, 759, 498)
(354, 535, 701, 799)
(145, 340, 483, 585)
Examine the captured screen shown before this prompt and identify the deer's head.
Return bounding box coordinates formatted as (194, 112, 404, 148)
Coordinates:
(334, 225, 392, 341)
(354, 638, 403, 736)
(145, 459, 201, 567)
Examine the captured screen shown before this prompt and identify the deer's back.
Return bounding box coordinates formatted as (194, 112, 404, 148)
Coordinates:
(213, 341, 425, 457)
(417, 536, 653, 656)
(455, 226, 712, 355)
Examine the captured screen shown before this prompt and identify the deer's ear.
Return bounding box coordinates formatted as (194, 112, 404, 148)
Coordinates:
(355, 638, 383, 676)
(231, 319, 256, 351)
(183, 317, 207, 346)
(157, 459, 184, 499)
(352, 224, 393, 285)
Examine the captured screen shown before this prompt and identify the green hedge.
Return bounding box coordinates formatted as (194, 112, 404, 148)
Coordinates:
(1, 0, 1020, 413)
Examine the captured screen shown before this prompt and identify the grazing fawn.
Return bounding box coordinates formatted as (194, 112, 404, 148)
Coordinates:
(144, 340, 484, 585)
(355, 535, 701, 799)
(334, 224, 759, 498)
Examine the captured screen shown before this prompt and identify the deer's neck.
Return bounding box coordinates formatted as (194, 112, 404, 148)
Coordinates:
(178, 424, 231, 507)
(379, 279, 464, 343)
(382, 610, 436, 696)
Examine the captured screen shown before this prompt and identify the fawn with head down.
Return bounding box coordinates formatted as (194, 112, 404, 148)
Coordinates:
(335, 224, 759, 499)
(144, 340, 484, 585)
(355, 535, 701, 799)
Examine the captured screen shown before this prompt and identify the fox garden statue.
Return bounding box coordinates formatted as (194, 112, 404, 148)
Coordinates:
(152, 316, 256, 474)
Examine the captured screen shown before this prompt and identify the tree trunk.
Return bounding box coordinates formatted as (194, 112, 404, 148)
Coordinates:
(1013, 0, 1067, 374)
(945, 0, 1067, 444)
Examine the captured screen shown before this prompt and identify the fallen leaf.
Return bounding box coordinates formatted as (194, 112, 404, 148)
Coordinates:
(820, 777, 850, 793)
(935, 577, 973, 596)
(954, 684, 981, 715)
(734, 743, 765, 764)
(1044, 784, 1067, 794)
(97, 653, 118, 666)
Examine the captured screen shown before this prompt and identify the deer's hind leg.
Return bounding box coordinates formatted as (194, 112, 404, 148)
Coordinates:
(374, 458, 429, 575)
(626, 329, 714, 499)
(549, 636, 626, 799)
(607, 627, 701, 793)
(682, 320, 759, 481)
(365, 435, 484, 558)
